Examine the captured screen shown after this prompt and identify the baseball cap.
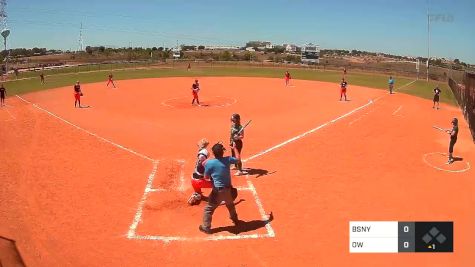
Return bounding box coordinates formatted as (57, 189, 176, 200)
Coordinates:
(211, 143, 226, 155)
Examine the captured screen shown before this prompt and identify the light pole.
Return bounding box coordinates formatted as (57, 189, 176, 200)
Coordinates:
(1, 27, 9, 77)
(426, 1, 431, 82)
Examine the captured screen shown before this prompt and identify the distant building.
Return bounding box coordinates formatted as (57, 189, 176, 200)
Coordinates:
(264, 42, 274, 49)
(245, 47, 256, 52)
(284, 44, 299, 53)
(301, 43, 320, 64)
(205, 45, 241, 50)
(172, 47, 181, 59)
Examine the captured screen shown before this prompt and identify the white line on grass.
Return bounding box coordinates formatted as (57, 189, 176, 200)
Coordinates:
(396, 79, 417, 91)
(16, 95, 154, 162)
(127, 160, 159, 238)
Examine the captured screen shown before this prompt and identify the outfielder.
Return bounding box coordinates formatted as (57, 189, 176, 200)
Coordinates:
(433, 86, 441, 109)
(0, 84, 6, 107)
(191, 79, 200, 105)
(340, 78, 348, 101)
(284, 71, 291, 86)
(74, 81, 83, 108)
(107, 73, 116, 88)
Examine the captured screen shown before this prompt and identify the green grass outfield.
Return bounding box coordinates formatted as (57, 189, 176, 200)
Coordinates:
(3, 66, 457, 105)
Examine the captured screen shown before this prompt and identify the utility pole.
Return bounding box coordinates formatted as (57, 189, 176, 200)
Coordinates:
(426, 2, 431, 82)
(0, 0, 10, 78)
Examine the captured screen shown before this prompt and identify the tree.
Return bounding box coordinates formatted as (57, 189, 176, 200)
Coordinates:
(243, 51, 252, 61)
(85, 46, 93, 54)
(198, 45, 205, 50)
(454, 58, 460, 64)
(98, 46, 105, 53)
(220, 51, 232, 61)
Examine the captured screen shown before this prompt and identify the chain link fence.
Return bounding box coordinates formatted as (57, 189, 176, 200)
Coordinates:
(448, 71, 475, 142)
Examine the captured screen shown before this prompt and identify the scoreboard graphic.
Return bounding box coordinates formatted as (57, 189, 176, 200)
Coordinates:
(349, 221, 453, 253)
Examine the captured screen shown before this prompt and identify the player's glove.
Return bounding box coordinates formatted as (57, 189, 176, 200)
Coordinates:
(187, 192, 202, 205)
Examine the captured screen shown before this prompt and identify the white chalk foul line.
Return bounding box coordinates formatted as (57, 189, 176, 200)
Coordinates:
(177, 160, 186, 192)
(392, 105, 403, 116)
(5, 107, 16, 120)
(130, 232, 273, 242)
(246, 175, 275, 237)
(128, 160, 159, 238)
(243, 99, 374, 163)
(16, 95, 153, 162)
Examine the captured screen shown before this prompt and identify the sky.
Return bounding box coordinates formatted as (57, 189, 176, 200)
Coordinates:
(4, 0, 475, 63)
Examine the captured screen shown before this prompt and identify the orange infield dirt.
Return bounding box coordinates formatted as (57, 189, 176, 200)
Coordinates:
(1, 77, 474, 266)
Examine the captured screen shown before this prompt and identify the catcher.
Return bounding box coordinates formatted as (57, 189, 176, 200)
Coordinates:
(188, 138, 212, 205)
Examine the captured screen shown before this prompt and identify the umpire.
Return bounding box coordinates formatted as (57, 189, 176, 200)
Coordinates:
(199, 143, 240, 234)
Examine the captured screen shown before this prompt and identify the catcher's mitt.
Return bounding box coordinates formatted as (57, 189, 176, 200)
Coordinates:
(187, 192, 202, 206)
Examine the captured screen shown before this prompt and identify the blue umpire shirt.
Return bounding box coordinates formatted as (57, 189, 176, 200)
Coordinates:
(204, 156, 238, 188)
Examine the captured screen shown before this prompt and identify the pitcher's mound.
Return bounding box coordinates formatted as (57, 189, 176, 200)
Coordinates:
(162, 96, 236, 108)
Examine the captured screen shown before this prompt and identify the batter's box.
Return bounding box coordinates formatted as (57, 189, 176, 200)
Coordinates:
(127, 160, 275, 242)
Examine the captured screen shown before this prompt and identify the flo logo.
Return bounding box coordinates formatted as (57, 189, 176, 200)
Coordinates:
(429, 14, 454, 22)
